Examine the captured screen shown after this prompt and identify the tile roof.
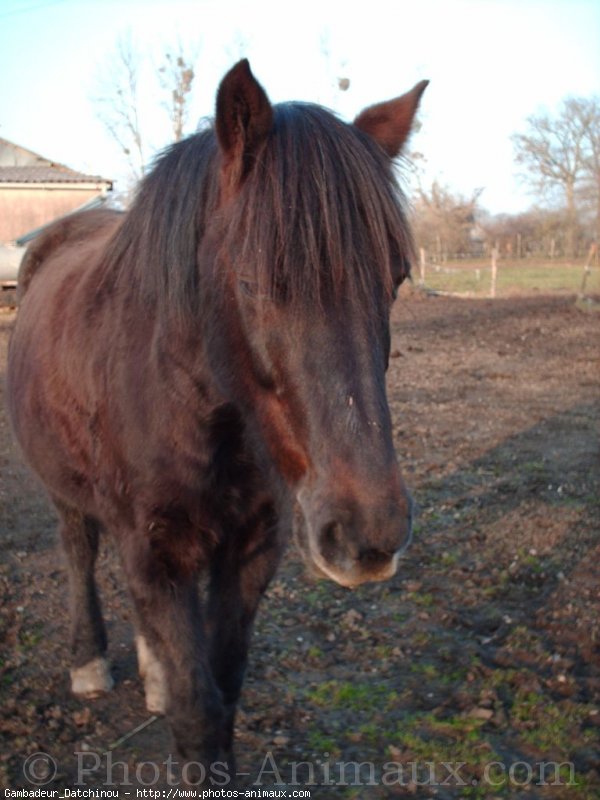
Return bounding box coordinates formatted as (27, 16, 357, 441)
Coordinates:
(0, 165, 112, 185)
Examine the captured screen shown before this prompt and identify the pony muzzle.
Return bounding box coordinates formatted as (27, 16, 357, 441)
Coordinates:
(299, 494, 414, 588)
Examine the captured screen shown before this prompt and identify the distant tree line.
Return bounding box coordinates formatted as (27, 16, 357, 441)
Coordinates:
(414, 95, 600, 261)
(411, 182, 483, 262)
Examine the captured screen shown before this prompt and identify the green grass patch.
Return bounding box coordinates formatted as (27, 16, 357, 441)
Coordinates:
(511, 691, 597, 754)
(307, 680, 400, 713)
(420, 258, 600, 297)
(410, 662, 439, 679)
(306, 729, 339, 754)
(18, 623, 43, 650)
(408, 591, 436, 607)
(390, 711, 505, 796)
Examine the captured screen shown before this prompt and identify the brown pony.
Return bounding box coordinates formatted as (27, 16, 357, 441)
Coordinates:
(7, 61, 426, 783)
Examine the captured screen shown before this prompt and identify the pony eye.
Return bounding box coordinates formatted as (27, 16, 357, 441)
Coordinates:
(238, 279, 275, 303)
(239, 279, 259, 298)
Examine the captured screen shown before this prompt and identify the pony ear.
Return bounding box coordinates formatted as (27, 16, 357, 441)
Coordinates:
(216, 59, 273, 189)
(354, 80, 429, 158)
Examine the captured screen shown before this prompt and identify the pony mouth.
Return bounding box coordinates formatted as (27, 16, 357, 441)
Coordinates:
(309, 549, 403, 589)
(293, 522, 409, 589)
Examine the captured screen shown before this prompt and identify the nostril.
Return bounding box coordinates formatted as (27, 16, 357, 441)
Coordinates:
(358, 548, 394, 568)
(319, 521, 344, 562)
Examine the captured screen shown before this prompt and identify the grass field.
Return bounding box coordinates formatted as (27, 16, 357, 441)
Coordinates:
(417, 257, 600, 297)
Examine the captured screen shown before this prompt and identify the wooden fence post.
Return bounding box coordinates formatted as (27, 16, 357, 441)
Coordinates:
(419, 247, 426, 286)
(490, 248, 498, 298)
(579, 242, 597, 299)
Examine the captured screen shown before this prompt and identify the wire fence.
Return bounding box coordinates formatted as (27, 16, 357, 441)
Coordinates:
(415, 245, 600, 300)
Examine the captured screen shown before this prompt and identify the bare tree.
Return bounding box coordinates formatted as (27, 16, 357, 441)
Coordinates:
(413, 181, 483, 260)
(95, 36, 147, 183)
(94, 36, 198, 187)
(157, 44, 196, 143)
(512, 96, 600, 256)
(319, 30, 351, 109)
(578, 98, 600, 243)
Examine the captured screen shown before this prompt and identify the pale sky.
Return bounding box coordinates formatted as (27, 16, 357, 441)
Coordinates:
(1, 0, 599, 214)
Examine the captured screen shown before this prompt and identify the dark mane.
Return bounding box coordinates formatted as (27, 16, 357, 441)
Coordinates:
(103, 129, 220, 314)
(105, 103, 413, 318)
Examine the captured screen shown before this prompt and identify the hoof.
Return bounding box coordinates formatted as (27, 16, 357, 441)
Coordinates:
(136, 635, 167, 714)
(71, 657, 114, 697)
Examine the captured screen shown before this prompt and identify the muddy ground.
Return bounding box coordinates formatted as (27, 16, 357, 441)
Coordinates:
(0, 290, 598, 799)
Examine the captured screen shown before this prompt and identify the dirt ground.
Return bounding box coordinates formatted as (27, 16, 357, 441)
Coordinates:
(1, 290, 598, 799)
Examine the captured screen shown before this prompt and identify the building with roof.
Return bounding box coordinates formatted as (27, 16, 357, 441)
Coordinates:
(0, 137, 112, 243)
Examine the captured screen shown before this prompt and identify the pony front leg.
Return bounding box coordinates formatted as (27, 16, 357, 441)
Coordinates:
(54, 498, 113, 698)
(135, 632, 168, 714)
(207, 505, 282, 761)
(120, 542, 226, 785)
